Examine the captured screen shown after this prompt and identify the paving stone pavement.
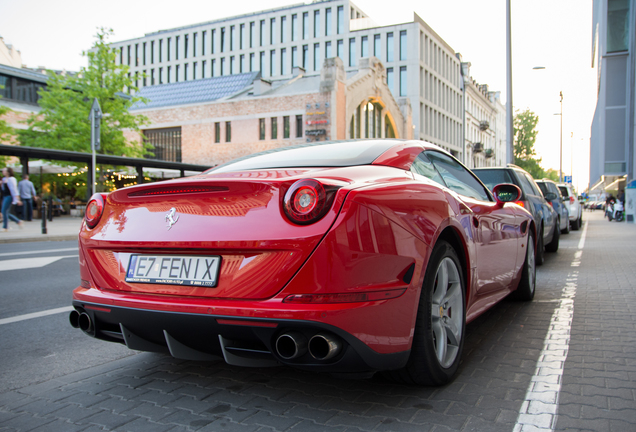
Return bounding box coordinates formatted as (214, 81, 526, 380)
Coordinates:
(0, 211, 634, 432)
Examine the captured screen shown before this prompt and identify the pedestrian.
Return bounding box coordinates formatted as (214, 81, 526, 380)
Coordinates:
(18, 174, 37, 221)
(1, 167, 23, 231)
(617, 189, 625, 205)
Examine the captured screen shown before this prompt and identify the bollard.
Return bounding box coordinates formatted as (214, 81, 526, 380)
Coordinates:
(41, 201, 47, 234)
(48, 197, 53, 222)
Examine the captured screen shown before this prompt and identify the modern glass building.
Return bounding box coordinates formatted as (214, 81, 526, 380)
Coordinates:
(108, 0, 465, 157)
(590, 0, 635, 192)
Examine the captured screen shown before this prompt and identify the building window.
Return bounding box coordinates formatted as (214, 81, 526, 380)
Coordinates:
(373, 34, 381, 59)
(349, 38, 356, 67)
(144, 127, 182, 162)
(221, 57, 225, 75)
(325, 8, 332, 35)
(314, 43, 320, 71)
(194, 33, 198, 57)
(220, 28, 225, 52)
(386, 33, 394, 62)
(202, 31, 206, 55)
(240, 24, 245, 50)
(387, 67, 394, 93)
(159, 67, 163, 84)
(292, 46, 298, 68)
(607, 0, 630, 52)
(175, 37, 179, 60)
(314, 10, 320, 38)
(271, 117, 278, 139)
(260, 51, 265, 74)
(337, 39, 343, 60)
(225, 121, 231, 142)
(150, 41, 154, 64)
(184, 35, 189, 59)
(230, 25, 235, 51)
(202, 60, 206, 77)
(193, 62, 197, 79)
(230, 56, 235, 74)
(296, 115, 303, 137)
(184, 64, 188, 81)
(143, 70, 147, 86)
(240, 54, 245, 73)
(283, 116, 290, 138)
(281, 48, 287, 75)
(260, 20, 265, 46)
(135, 43, 139, 66)
(281, 16, 287, 43)
(292, 14, 298, 41)
(211, 59, 216, 77)
(250, 22, 255, 48)
(211, 29, 216, 54)
(215, 122, 221, 143)
(166, 40, 170, 61)
(175, 65, 180, 82)
(325, 41, 332, 58)
(337, 6, 344, 34)
(399, 30, 407, 60)
(270, 50, 276, 76)
(303, 12, 309, 39)
(259, 118, 266, 140)
(270, 18, 276, 45)
(159, 40, 163, 62)
(250, 53, 255, 71)
(119, 47, 123, 65)
(167, 66, 171, 83)
(302, 45, 308, 69)
(361, 36, 368, 57)
(399, 66, 407, 96)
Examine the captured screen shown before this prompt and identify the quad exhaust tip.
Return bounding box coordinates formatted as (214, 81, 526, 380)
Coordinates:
(308, 333, 342, 361)
(275, 332, 308, 359)
(69, 310, 80, 328)
(78, 312, 93, 333)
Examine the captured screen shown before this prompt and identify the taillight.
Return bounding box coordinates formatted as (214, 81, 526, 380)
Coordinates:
(514, 201, 525, 208)
(85, 194, 105, 229)
(283, 179, 341, 225)
(570, 196, 575, 204)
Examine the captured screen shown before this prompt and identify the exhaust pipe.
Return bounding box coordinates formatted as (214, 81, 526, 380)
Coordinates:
(69, 310, 80, 328)
(78, 312, 93, 333)
(308, 333, 342, 361)
(275, 332, 308, 360)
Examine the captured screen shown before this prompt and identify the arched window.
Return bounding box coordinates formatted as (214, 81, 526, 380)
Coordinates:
(349, 100, 384, 139)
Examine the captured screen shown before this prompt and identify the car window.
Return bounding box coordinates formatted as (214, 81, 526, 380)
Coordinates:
(523, 173, 543, 197)
(472, 169, 513, 191)
(558, 186, 569, 197)
(411, 152, 446, 186)
(536, 182, 549, 196)
(426, 151, 491, 201)
(515, 172, 536, 196)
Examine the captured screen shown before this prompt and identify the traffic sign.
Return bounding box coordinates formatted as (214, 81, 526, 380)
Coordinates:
(564, 175, 572, 184)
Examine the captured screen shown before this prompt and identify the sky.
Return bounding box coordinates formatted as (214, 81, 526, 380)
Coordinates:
(0, 0, 597, 190)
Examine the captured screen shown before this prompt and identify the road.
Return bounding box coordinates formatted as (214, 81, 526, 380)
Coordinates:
(0, 211, 634, 432)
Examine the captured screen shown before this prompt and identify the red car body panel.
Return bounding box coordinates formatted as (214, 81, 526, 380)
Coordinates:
(71, 140, 533, 373)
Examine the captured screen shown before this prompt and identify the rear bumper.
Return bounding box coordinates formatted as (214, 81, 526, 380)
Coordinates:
(71, 299, 410, 373)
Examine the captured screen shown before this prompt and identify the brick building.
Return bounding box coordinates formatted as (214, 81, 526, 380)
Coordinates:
(129, 56, 412, 167)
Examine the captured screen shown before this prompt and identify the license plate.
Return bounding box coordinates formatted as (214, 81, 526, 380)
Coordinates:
(126, 255, 221, 287)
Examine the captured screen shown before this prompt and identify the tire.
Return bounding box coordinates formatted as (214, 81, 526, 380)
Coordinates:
(545, 222, 560, 252)
(571, 215, 580, 231)
(536, 227, 545, 266)
(514, 230, 536, 301)
(561, 216, 570, 234)
(387, 240, 466, 386)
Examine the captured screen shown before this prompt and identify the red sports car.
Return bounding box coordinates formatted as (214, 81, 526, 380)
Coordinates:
(70, 140, 536, 385)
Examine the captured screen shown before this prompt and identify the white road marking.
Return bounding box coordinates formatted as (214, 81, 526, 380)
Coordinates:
(0, 247, 78, 258)
(0, 255, 78, 272)
(0, 306, 74, 326)
(514, 221, 588, 432)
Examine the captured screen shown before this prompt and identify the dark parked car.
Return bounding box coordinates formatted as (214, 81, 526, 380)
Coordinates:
(536, 179, 570, 234)
(473, 165, 559, 265)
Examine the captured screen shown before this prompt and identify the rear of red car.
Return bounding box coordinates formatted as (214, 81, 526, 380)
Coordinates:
(71, 157, 428, 373)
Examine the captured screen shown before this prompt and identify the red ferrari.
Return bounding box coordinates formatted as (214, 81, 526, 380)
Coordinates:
(70, 140, 536, 385)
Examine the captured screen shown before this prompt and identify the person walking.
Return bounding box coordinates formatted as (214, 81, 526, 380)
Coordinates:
(18, 174, 37, 221)
(1, 167, 23, 231)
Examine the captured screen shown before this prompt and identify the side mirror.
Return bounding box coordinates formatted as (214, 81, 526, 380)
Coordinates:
(493, 183, 521, 207)
(544, 192, 557, 201)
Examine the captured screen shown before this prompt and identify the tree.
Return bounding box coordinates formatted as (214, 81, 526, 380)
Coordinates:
(20, 28, 149, 157)
(513, 109, 549, 180)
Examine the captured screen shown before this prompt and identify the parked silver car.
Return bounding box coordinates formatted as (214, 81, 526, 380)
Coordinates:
(557, 183, 583, 230)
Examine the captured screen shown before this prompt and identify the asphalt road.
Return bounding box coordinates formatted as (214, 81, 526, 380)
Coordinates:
(0, 212, 634, 432)
(0, 241, 136, 392)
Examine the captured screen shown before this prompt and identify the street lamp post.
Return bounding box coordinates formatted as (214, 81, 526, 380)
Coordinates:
(559, 91, 563, 183)
(506, 0, 514, 164)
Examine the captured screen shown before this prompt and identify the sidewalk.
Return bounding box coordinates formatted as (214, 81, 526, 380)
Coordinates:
(0, 215, 82, 244)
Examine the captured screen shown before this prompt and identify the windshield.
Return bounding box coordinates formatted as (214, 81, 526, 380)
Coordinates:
(208, 140, 398, 173)
(472, 169, 513, 191)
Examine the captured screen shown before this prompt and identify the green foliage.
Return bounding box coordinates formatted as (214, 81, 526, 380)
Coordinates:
(513, 109, 553, 180)
(20, 28, 150, 157)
